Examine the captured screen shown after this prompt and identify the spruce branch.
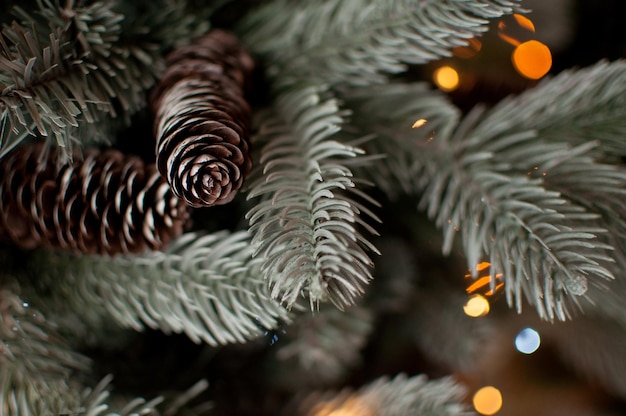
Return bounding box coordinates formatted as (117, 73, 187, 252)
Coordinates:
(286, 373, 473, 416)
(245, 84, 380, 310)
(0, 287, 90, 416)
(547, 317, 626, 400)
(344, 72, 622, 321)
(28, 231, 290, 346)
(472, 60, 626, 162)
(78, 376, 211, 416)
(0, 0, 162, 163)
(114, 0, 224, 51)
(0, 1, 127, 160)
(271, 305, 373, 387)
(238, 0, 522, 87)
(408, 289, 497, 375)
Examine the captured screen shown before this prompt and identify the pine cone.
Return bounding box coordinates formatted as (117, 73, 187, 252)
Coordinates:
(151, 29, 254, 208)
(0, 143, 190, 255)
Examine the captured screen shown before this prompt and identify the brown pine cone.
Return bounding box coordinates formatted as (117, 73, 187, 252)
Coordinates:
(0, 143, 190, 255)
(151, 29, 254, 208)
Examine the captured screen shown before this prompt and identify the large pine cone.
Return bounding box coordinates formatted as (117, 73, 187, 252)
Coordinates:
(0, 143, 190, 255)
(151, 29, 254, 208)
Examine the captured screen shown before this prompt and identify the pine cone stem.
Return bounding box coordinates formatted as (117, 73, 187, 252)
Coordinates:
(151, 29, 254, 208)
(0, 143, 190, 255)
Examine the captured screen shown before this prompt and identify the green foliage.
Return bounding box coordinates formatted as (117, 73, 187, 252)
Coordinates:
(239, 0, 522, 87)
(548, 317, 626, 399)
(78, 376, 211, 416)
(271, 305, 373, 387)
(246, 84, 380, 310)
(29, 231, 290, 346)
(361, 374, 473, 416)
(0, 0, 222, 163)
(0, 1, 146, 162)
(409, 290, 497, 374)
(343, 60, 626, 321)
(290, 373, 473, 415)
(0, 288, 88, 415)
(474, 60, 626, 162)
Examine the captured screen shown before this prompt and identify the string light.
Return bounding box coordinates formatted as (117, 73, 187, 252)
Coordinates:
(512, 40, 552, 79)
(473, 386, 503, 415)
(515, 327, 541, 354)
(463, 294, 490, 317)
(433, 66, 460, 91)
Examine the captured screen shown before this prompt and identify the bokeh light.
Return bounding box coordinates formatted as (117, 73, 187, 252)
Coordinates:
(512, 40, 552, 79)
(473, 386, 503, 415)
(453, 37, 482, 58)
(412, 118, 427, 128)
(463, 294, 490, 317)
(465, 261, 504, 297)
(310, 397, 374, 416)
(433, 66, 460, 91)
(513, 13, 536, 32)
(515, 327, 541, 354)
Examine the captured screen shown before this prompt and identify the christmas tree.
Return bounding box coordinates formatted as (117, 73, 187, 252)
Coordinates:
(1, 0, 626, 414)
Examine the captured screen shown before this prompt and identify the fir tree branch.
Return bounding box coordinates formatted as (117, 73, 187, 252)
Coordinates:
(1, 284, 210, 415)
(78, 376, 211, 416)
(28, 231, 290, 346)
(343, 68, 624, 320)
(472, 60, 626, 162)
(245, 84, 380, 310)
(1, 0, 233, 163)
(114, 0, 232, 51)
(409, 289, 498, 375)
(0, 287, 89, 415)
(271, 305, 373, 387)
(287, 373, 473, 416)
(547, 317, 626, 400)
(238, 0, 522, 87)
(0, 0, 162, 163)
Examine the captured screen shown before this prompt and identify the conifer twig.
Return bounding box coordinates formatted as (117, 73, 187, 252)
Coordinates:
(28, 231, 290, 346)
(246, 84, 380, 310)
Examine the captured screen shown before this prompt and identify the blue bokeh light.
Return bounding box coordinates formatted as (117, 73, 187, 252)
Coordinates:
(515, 327, 540, 354)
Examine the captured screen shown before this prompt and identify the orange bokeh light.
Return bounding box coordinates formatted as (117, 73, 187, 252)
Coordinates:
(473, 386, 503, 415)
(513, 13, 536, 32)
(433, 66, 460, 91)
(465, 262, 504, 296)
(512, 40, 552, 79)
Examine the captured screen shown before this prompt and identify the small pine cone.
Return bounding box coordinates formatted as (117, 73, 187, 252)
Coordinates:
(151, 29, 254, 208)
(0, 143, 190, 255)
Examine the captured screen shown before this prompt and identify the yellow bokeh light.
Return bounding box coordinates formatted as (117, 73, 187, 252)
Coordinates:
(463, 294, 490, 317)
(473, 386, 503, 415)
(512, 40, 552, 80)
(310, 397, 374, 416)
(412, 118, 428, 128)
(433, 66, 460, 91)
